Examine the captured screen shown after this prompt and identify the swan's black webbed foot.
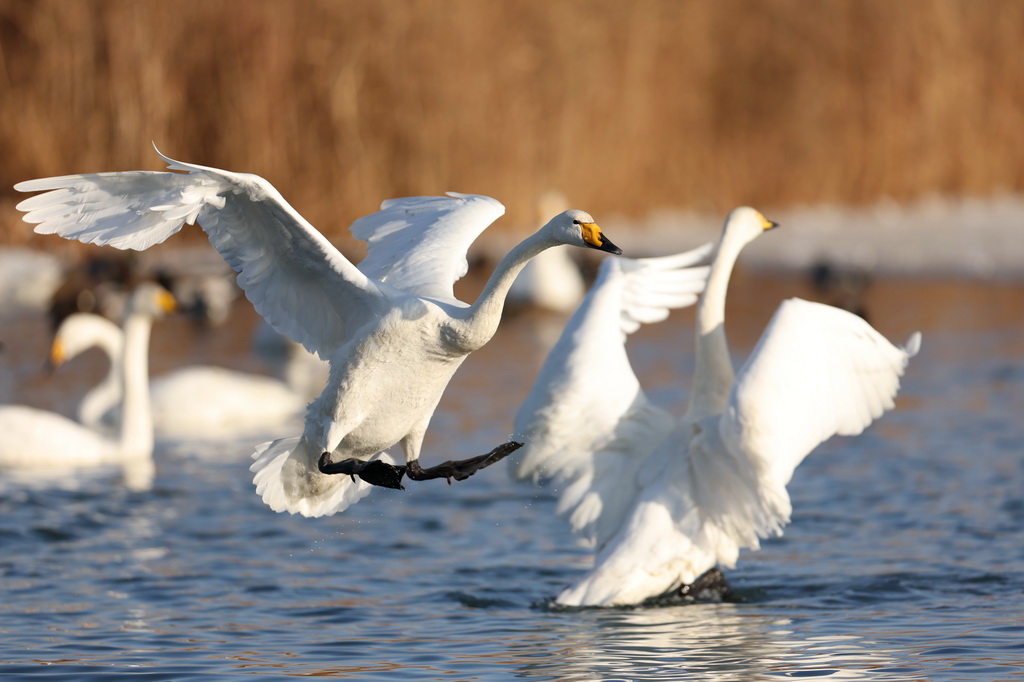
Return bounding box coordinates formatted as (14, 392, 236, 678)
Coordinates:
(680, 567, 736, 602)
(317, 452, 408, 490)
(405, 441, 524, 484)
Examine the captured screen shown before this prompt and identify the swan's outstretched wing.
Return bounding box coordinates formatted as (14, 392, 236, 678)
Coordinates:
(16, 148, 386, 357)
(556, 298, 920, 607)
(719, 297, 921, 491)
(512, 246, 711, 544)
(350, 192, 505, 303)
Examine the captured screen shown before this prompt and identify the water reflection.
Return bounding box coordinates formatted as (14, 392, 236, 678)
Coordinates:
(511, 605, 899, 681)
(0, 271, 1021, 679)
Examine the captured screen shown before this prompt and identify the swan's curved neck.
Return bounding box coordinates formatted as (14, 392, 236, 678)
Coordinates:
(687, 228, 746, 420)
(119, 308, 154, 460)
(453, 231, 557, 350)
(79, 331, 124, 429)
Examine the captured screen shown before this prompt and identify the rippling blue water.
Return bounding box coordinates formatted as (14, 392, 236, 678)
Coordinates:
(1, 275, 1022, 680)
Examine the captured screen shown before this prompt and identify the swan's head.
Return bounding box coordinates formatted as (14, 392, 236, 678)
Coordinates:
(546, 210, 622, 255)
(723, 207, 779, 247)
(125, 282, 178, 320)
(50, 313, 123, 368)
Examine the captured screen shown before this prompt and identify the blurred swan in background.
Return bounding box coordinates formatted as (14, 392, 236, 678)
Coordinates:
(0, 248, 64, 313)
(46, 246, 238, 332)
(138, 245, 240, 327)
(507, 191, 587, 313)
(16, 146, 622, 518)
(53, 312, 305, 441)
(148, 366, 304, 440)
(251, 318, 331, 401)
(0, 283, 174, 484)
(507, 245, 586, 313)
(513, 207, 921, 606)
(52, 313, 126, 430)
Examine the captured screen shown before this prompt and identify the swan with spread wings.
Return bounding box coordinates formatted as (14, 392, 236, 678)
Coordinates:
(513, 207, 920, 606)
(16, 146, 621, 517)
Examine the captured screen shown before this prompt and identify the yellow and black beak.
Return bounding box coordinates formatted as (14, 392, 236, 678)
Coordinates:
(762, 216, 780, 231)
(581, 222, 623, 255)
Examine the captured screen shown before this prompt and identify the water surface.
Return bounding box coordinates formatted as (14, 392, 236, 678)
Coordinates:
(1, 272, 1022, 680)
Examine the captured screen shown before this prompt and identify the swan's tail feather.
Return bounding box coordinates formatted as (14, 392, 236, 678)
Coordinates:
(250, 437, 380, 517)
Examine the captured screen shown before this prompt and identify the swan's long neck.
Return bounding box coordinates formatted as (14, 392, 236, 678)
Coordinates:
(118, 308, 154, 461)
(453, 231, 557, 350)
(79, 332, 124, 429)
(686, 228, 746, 421)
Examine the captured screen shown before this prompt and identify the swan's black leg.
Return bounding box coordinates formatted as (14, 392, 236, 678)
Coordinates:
(405, 441, 523, 484)
(679, 567, 736, 602)
(317, 452, 407, 490)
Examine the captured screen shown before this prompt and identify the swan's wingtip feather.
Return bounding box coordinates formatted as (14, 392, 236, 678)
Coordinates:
(151, 141, 195, 173)
(904, 332, 922, 358)
(151, 140, 173, 165)
(13, 179, 48, 193)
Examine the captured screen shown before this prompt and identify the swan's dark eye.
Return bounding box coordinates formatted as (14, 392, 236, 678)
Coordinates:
(572, 219, 580, 225)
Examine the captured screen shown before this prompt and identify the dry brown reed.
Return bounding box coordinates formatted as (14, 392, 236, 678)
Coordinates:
(1, 0, 1022, 250)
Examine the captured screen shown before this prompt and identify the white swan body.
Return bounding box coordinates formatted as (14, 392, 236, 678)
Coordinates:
(53, 313, 304, 440)
(16, 146, 621, 517)
(513, 207, 921, 606)
(0, 284, 174, 473)
(149, 367, 303, 439)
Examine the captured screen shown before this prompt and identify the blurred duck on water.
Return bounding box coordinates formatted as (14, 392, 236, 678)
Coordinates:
(513, 208, 921, 607)
(15, 146, 622, 517)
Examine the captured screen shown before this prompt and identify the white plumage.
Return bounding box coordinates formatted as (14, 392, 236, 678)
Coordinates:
(0, 248, 64, 312)
(51, 313, 126, 431)
(53, 312, 305, 440)
(513, 207, 921, 606)
(16, 145, 622, 517)
(0, 284, 174, 479)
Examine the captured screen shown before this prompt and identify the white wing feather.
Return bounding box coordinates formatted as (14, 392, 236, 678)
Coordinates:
(16, 147, 386, 357)
(557, 300, 919, 606)
(512, 246, 710, 544)
(351, 192, 505, 303)
(720, 297, 921, 492)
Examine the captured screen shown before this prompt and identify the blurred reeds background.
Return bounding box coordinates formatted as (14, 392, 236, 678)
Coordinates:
(1, 0, 1022, 252)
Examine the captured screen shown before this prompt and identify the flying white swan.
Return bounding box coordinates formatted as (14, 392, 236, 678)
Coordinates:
(15, 146, 622, 517)
(53, 313, 305, 440)
(512, 207, 921, 607)
(0, 283, 174, 475)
